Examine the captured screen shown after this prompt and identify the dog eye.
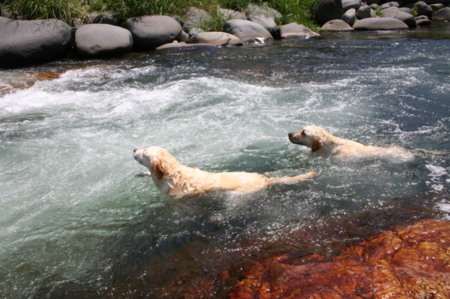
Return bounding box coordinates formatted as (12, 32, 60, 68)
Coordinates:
(301, 131, 307, 136)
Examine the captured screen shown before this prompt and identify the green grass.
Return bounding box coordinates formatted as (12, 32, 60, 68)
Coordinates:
(6, 0, 84, 21)
(3, 0, 318, 29)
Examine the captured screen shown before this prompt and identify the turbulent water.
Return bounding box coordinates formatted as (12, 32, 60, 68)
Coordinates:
(1, 25, 449, 297)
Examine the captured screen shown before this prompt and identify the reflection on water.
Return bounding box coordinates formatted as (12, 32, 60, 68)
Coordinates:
(0, 24, 449, 297)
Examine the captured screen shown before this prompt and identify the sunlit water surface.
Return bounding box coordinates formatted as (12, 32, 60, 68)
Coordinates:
(1, 25, 449, 297)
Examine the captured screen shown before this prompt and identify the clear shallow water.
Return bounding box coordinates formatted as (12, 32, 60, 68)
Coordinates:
(1, 25, 449, 297)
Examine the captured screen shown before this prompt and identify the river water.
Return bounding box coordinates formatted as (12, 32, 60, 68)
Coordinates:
(1, 24, 449, 297)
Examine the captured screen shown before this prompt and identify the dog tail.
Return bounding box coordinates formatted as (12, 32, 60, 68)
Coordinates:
(268, 171, 317, 185)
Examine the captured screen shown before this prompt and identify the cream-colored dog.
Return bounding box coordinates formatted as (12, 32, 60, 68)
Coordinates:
(288, 125, 413, 161)
(134, 146, 317, 197)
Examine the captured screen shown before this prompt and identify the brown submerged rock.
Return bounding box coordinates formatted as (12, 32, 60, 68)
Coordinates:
(228, 219, 450, 298)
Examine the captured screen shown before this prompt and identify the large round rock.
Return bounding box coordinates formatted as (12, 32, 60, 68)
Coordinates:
(382, 7, 416, 28)
(188, 31, 242, 46)
(434, 7, 450, 21)
(75, 24, 133, 57)
(353, 17, 409, 30)
(316, 0, 343, 25)
(223, 19, 273, 43)
(279, 23, 320, 39)
(0, 17, 71, 68)
(321, 19, 354, 31)
(122, 15, 182, 50)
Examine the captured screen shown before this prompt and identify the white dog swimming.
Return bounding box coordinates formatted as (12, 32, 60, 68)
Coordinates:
(134, 146, 317, 197)
(288, 125, 414, 162)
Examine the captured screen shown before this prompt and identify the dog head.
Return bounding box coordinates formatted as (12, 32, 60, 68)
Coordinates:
(133, 146, 171, 180)
(288, 125, 327, 152)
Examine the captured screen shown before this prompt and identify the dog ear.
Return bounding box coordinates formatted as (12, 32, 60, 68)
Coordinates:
(151, 161, 164, 180)
(311, 138, 323, 152)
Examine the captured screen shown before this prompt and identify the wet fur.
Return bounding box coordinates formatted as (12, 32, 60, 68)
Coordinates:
(288, 125, 414, 161)
(134, 146, 316, 197)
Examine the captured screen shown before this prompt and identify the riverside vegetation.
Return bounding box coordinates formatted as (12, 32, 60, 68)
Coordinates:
(1, 0, 318, 29)
(2, 0, 450, 68)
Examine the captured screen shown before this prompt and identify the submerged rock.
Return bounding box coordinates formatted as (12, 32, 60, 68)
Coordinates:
(0, 17, 71, 68)
(228, 219, 450, 298)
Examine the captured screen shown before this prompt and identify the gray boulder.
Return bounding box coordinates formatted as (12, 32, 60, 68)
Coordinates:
(178, 31, 189, 42)
(413, 1, 433, 19)
(353, 17, 409, 30)
(223, 19, 273, 43)
(342, 0, 361, 11)
(86, 12, 121, 25)
(156, 41, 217, 52)
(183, 7, 212, 33)
(279, 23, 320, 38)
(381, 2, 400, 9)
(217, 8, 246, 20)
(0, 17, 71, 68)
(433, 7, 450, 21)
(188, 31, 242, 46)
(247, 15, 279, 38)
(342, 8, 357, 26)
(122, 15, 182, 50)
(398, 7, 413, 14)
(382, 7, 416, 27)
(415, 15, 432, 26)
(356, 6, 376, 19)
(75, 24, 133, 57)
(430, 4, 445, 11)
(244, 4, 282, 20)
(316, 0, 343, 25)
(321, 19, 354, 31)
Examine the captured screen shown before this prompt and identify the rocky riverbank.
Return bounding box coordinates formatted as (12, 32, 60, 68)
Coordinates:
(1, 0, 450, 68)
(183, 218, 450, 298)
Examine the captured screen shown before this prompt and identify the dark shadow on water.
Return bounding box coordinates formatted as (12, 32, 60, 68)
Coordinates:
(38, 191, 447, 298)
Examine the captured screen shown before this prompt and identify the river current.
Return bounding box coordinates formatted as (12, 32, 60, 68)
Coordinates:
(1, 25, 449, 297)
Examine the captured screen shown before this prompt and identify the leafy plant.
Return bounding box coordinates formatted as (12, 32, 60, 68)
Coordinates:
(375, 6, 383, 16)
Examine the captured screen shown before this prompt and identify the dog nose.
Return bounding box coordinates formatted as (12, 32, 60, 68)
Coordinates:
(288, 133, 294, 139)
(133, 148, 138, 153)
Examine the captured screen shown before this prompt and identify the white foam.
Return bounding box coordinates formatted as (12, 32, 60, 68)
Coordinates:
(436, 201, 450, 220)
(426, 164, 448, 177)
(425, 164, 449, 193)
